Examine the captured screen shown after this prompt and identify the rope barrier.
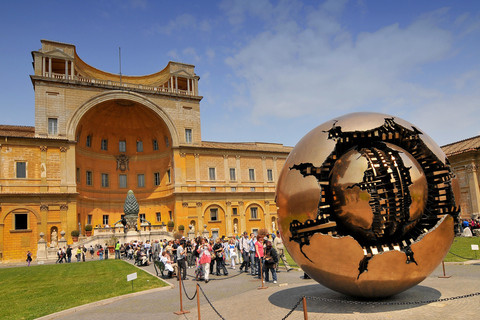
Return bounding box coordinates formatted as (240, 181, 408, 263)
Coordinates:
(197, 284, 227, 320)
(304, 292, 480, 305)
(181, 275, 198, 300)
(448, 250, 476, 260)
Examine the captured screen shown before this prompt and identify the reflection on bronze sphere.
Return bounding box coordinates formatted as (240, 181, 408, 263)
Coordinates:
(276, 112, 460, 298)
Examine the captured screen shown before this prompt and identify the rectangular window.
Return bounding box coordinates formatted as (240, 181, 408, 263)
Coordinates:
(16, 162, 26, 178)
(209, 167, 216, 180)
(119, 140, 126, 152)
(119, 174, 127, 188)
(101, 173, 109, 187)
(249, 169, 255, 181)
(156, 212, 161, 222)
(87, 214, 92, 225)
(251, 187, 255, 192)
(267, 169, 273, 182)
(251, 207, 258, 219)
(211, 187, 216, 192)
(86, 135, 92, 147)
(137, 174, 145, 187)
(167, 169, 171, 183)
(137, 141, 143, 152)
(15, 213, 28, 230)
(86, 171, 92, 186)
(103, 215, 109, 225)
(152, 139, 158, 151)
(76, 167, 80, 183)
(140, 213, 146, 222)
(48, 118, 58, 135)
(230, 168, 236, 181)
(154, 172, 160, 186)
(185, 128, 192, 143)
(165, 136, 170, 147)
(231, 187, 236, 192)
(101, 139, 108, 151)
(210, 208, 218, 221)
(232, 208, 238, 215)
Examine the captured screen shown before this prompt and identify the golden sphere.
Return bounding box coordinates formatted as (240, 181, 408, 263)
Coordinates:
(276, 112, 459, 298)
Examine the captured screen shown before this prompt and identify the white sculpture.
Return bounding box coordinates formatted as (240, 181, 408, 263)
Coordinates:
(51, 229, 58, 248)
(272, 220, 276, 232)
(234, 223, 238, 234)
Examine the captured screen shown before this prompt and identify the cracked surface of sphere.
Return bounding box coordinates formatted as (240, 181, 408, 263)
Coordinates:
(276, 112, 460, 298)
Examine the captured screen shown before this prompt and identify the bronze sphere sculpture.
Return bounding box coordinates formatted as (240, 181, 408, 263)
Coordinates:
(276, 112, 460, 298)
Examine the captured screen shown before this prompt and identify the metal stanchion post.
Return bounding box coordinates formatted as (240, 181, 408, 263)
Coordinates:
(302, 296, 308, 320)
(258, 259, 268, 290)
(174, 275, 190, 315)
(438, 261, 451, 278)
(196, 284, 201, 320)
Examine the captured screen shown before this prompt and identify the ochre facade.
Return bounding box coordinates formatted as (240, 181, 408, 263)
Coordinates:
(0, 40, 291, 262)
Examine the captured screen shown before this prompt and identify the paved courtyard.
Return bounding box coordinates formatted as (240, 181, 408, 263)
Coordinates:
(33, 259, 480, 320)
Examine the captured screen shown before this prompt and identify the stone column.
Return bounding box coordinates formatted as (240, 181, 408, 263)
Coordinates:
(273, 157, 278, 182)
(239, 201, 246, 233)
(71, 60, 74, 78)
(42, 57, 46, 77)
(194, 154, 201, 191)
(187, 78, 190, 94)
(196, 202, 203, 234)
(226, 201, 232, 236)
(262, 157, 267, 183)
(236, 156, 241, 184)
(48, 57, 52, 77)
(40, 146, 47, 192)
(60, 146, 68, 192)
(468, 164, 480, 215)
(65, 60, 68, 78)
(223, 155, 229, 185)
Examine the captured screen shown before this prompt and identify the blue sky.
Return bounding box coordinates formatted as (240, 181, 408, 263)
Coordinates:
(1, 0, 479, 147)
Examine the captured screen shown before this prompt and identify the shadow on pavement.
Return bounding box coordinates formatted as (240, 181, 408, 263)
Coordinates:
(268, 283, 441, 315)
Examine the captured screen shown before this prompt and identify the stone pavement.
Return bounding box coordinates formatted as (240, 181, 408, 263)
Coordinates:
(32, 259, 480, 320)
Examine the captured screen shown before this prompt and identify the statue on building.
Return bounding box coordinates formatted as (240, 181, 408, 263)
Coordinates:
(50, 229, 58, 248)
(272, 220, 276, 232)
(189, 224, 195, 233)
(234, 223, 238, 234)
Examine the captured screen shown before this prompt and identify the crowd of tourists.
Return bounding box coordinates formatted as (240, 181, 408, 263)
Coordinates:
(27, 230, 294, 285)
(113, 230, 293, 284)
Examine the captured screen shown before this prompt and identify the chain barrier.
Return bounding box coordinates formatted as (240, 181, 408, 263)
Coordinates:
(448, 250, 476, 260)
(281, 296, 305, 320)
(304, 292, 480, 306)
(181, 276, 197, 300)
(197, 284, 227, 320)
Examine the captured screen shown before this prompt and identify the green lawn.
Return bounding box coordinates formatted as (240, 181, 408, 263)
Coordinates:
(445, 236, 480, 262)
(0, 259, 167, 320)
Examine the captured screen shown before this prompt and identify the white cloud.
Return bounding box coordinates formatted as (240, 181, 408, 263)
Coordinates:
(167, 50, 179, 60)
(182, 47, 200, 62)
(225, 2, 457, 124)
(154, 14, 196, 35)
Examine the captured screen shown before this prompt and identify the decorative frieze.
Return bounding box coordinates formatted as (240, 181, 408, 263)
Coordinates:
(60, 146, 68, 152)
(265, 200, 270, 205)
(226, 201, 231, 206)
(180, 153, 186, 158)
(39, 146, 48, 152)
(239, 201, 244, 206)
(40, 204, 49, 211)
(196, 202, 202, 207)
(182, 202, 188, 207)
(60, 204, 68, 211)
(194, 154, 200, 158)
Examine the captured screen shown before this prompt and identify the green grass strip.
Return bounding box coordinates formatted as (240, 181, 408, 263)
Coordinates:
(0, 259, 167, 320)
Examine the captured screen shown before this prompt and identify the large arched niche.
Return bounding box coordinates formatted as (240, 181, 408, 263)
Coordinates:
(72, 91, 178, 226)
(66, 91, 179, 146)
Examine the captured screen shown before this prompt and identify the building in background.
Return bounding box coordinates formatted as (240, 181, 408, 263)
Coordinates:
(0, 40, 291, 262)
(442, 136, 480, 220)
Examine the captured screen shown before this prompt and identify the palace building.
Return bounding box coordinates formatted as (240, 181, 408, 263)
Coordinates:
(0, 40, 292, 262)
